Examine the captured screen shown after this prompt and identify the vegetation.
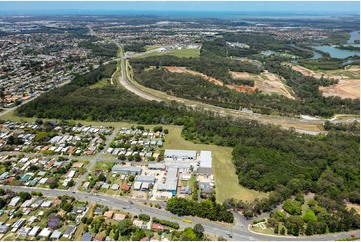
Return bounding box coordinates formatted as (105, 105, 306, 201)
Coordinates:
(166, 197, 234, 223)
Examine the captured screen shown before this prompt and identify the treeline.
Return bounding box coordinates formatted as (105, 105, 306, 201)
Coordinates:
(152, 217, 179, 229)
(130, 53, 261, 86)
(211, 33, 313, 59)
(166, 197, 234, 223)
(78, 39, 118, 57)
(124, 43, 146, 52)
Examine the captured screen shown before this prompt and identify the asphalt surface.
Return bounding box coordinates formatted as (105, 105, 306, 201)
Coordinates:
(1, 185, 359, 241)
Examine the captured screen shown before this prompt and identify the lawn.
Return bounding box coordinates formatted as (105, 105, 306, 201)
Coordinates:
(164, 125, 267, 203)
(139, 48, 200, 58)
(92, 161, 114, 171)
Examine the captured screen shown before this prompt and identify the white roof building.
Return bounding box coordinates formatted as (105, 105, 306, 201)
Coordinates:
(164, 149, 197, 160)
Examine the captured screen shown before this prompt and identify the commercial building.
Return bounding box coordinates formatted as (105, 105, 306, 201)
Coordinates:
(111, 165, 142, 175)
(157, 167, 178, 196)
(164, 149, 197, 160)
(197, 151, 213, 175)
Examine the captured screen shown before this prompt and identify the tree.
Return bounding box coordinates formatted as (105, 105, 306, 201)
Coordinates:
(193, 224, 205, 238)
(113, 230, 119, 240)
(49, 182, 58, 189)
(303, 210, 317, 223)
(282, 199, 302, 215)
(98, 173, 106, 182)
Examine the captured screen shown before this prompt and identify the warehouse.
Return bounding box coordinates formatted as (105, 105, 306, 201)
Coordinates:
(111, 165, 142, 175)
(197, 150, 213, 175)
(164, 149, 197, 160)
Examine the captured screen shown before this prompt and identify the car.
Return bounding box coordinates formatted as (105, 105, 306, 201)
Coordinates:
(72, 191, 75, 193)
(123, 207, 127, 209)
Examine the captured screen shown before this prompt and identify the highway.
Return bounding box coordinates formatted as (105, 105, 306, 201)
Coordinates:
(1, 185, 359, 241)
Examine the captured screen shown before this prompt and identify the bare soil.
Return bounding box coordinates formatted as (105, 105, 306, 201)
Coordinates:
(231, 71, 296, 99)
(291, 65, 360, 99)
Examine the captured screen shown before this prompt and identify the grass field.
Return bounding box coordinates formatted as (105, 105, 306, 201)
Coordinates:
(163, 125, 267, 203)
(145, 45, 162, 51)
(140, 48, 200, 58)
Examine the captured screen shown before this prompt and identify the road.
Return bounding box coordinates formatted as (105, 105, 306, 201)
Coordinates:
(1, 185, 359, 241)
(73, 127, 120, 191)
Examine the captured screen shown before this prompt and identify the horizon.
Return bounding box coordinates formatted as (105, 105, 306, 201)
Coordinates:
(0, 1, 359, 15)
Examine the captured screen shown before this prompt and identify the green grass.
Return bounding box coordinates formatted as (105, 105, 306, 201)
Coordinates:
(92, 161, 114, 171)
(139, 48, 200, 58)
(145, 45, 162, 51)
(89, 79, 112, 89)
(164, 125, 267, 203)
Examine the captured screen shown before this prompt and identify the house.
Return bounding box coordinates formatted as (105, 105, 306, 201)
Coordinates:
(72, 162, 83, 168)
(50, 230, 62, 240)
(111, 165, 142, 175)
(39, 227, 52, 238)
(133, 181, 142, 190)
(113, 213, 126, 221)
(18, 227, 31, 237)
(81, 232, 93, 241)
(0, 172, 9, 180)
(104, 210, 114, 219)
(28, 226, 40, 237)
(111, 184, 119, 190)
(101, 183, 110, 189)
(9, 196, 21, 206)
(94, 207, 104, 215)
(0, 225, 8, 233)
(72, 206, 86, 214)
(152, 224, 166, 230)
(121, 184, 131, 191)
(63, 225, 77, 239)
(83, 182, 90, 189)
(133, 219, 144, 228)
(41, 200, 52, 208)
(94, 235, 105, 241)
(67, 170, 76, 178)
(31, 198, 43, 208)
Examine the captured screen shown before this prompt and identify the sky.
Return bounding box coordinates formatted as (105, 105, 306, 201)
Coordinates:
(0, 1, 359, 14)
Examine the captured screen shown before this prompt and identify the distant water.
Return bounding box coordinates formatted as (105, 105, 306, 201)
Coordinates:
(348, 31, 360, 44)
(312, 45, 360, 59)
(0, 9, 358, 19)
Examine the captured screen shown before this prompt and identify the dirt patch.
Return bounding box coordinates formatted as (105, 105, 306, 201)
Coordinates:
(226, 84, 257, 94)
(231, 71, 295, 99)
(291, 65, 360, 99)
(346, 202, 360, 214)
(164, 66, 224, 86)
(320, 79, 360, 99)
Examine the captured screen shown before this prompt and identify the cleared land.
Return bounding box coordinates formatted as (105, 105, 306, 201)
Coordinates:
(139, 48, 200, 58)
(164, 125, 267, 203)
(164, 66, 224, 86)
(231, 71, 296, 99)
(291, 65, 360, 99)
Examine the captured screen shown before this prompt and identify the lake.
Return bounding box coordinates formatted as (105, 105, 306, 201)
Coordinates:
(347, 31, 360, 44)
(312, 45, 359, 59)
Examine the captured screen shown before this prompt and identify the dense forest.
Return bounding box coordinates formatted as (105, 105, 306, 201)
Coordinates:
(130, 44, 359, 117)
(16, 61, 359, 233)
